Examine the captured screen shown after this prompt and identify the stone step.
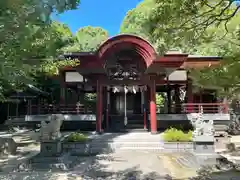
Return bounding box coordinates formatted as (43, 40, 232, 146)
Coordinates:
(108, 141, 163, 144)
(92, 138, 163, 142)
(61, 141, 165, 153)
(214, 125, 228, 131)
(117, 146, 164, 150)
(89, 142, 165, 151)
(91, 141, 164, 146)
(91, 137, 163, 142)
(108, 143, 163, 148)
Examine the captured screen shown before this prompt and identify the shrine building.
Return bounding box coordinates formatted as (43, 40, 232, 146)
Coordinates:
(7, 34, 230, 133)
(57, 34, 229, 133)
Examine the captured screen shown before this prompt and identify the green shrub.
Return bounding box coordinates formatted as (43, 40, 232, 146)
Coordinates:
(66, 132, 89, 142)
(163, 127, 192, 142)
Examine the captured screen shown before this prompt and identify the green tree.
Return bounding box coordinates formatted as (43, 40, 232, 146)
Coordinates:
(120, 0, 154, 40)
(75, 26, 109, 52)
(139, 0, 240, 98)
(38, 21, 79, 75)
(0, 0, 80, 100)
(120, 0, 206, 53)
(145, 0, 240, 53)
(43, 25, 109, 75)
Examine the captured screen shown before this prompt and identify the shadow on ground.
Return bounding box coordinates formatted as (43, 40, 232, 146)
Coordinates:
(1, 131, 240, 180)
(190, 168, 240, 180)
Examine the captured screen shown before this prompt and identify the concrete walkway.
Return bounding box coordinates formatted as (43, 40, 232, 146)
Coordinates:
(231, 135, 240, 146)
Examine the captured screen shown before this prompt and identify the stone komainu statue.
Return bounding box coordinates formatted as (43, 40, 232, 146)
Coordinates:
(190, 108, 215, 138)
(0, 137, 17, 156)
(40, 114, 64, 141)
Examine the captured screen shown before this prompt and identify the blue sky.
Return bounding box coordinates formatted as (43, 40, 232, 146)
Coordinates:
(53, 0, 142, 36)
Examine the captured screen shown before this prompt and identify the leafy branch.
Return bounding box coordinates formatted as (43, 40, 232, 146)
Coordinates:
(40, 58, 80, 76)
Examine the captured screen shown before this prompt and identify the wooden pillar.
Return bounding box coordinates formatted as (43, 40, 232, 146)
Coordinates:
(145, 87, 150, 129)
(167, 88, 171, 113)
(174, 85, 181, 113)
(106, 86, 110, 130)
(141, 90, 144, 113)
(167, 77, 171, 113)
(150, 80, 157, 134)
(142, 87, 147, 129)
(96, 80, 103, 133)
(29, 100, 32, 115)
(16, 101, 19, 117)
(186, 78, 193, 113)
(60, 72, 66, 104)
(37, 99, 40, 115)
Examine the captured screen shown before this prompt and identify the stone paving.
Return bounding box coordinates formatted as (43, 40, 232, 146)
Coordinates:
(0, 151, 171, 179)
(0, 130, 240, 179)
(0, 150, 239, 180)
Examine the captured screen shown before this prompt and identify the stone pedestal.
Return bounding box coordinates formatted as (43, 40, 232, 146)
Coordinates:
(62, 142, 90, 155)
(193, 136, 215, 154)
(193, 135, 218, 165)
(40, 140, 62, 156)
(30, 140, 77, 171)
(30, 153, 78, 171)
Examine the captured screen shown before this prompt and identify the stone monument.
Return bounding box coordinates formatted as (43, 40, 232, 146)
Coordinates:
(29, 114, 69, 171)
(39, 114, 64, 156)
(190, 108, 218, 165)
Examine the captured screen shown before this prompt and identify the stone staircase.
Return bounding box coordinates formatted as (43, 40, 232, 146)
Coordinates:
(89, 132, 164, 151)
(108, 114, 145, 132)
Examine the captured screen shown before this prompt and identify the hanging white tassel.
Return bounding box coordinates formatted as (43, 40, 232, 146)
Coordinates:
(133, 86, 136, 94)
(124, 85, 128, 125)
(124, 116, 128, 125)
(124, 86, 128, 94)
(143, 85, 147, 91)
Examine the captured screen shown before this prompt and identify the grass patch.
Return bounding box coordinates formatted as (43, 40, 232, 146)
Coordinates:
(66, 132, 89, 142)
(163, 127, 192, 142)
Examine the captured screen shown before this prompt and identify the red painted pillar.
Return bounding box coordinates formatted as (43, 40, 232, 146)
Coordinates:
(96, 80, 102, 133)
(187, 79, 193, 113)
(150, 80, 157, 134)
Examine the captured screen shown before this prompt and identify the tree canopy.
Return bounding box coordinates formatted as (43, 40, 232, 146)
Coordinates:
(120, 0, 154, 40)
(145, 0, 240, 53)
(59, 26, 109, 53)
(121, 0, 240, 98)
(3, 0, 240, 100)
(75, 26, 109, 52)
(0, 0, 80, 100)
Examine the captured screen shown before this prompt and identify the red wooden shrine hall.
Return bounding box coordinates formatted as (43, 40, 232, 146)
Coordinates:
(7, 34, 226, 133)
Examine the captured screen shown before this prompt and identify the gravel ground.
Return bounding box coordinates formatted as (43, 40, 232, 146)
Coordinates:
(0, 130, 240, 179)
(0, 150, 239, 180)
(0, 150, 171, 180)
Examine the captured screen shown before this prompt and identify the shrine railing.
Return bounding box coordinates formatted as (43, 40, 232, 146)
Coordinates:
(156, 103, 228, 114)
(7, 104, 96, 119)
(7, 102, 228, 120)
(28, 104, 96, 115)
(183, 103, 228, 113)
